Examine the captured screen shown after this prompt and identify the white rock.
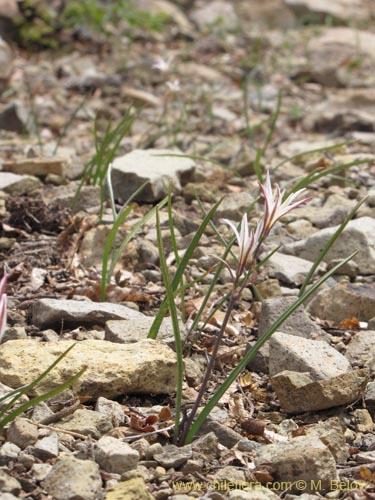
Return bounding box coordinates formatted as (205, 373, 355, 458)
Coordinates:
(282, 217, 375, 275)
(111, 148, 195, 203)
(191, 1, 239, 31)
(43, 456, 102, 500)
(95, 436, 139, 474)
(269, 331, 352, 378)
(32, 433, 59, 460)
(266, 252, 322, 285)
(0, 339, 177, 399)
(308, 27, 375, 59)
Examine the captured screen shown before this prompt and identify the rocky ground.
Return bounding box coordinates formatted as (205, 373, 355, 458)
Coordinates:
(0, 0, 375, 499)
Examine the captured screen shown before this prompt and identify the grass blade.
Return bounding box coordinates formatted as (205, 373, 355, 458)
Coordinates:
(156, 207, 183, 442)
(148, 199, 223, 339)
(0, 367, 86, 429)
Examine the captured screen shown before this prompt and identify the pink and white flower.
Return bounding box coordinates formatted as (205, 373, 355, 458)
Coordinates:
(0, 275, 7, 342)
(259, 170, 311, 237)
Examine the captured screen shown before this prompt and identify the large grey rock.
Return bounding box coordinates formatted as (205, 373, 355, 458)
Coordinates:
(0, 172, 41, 195)
(283, 217, 375, 275)
(271, 368, 368, 413)
(266, 253, 322, 286)
(105, 316, 187, 350)
(345, 330, 375, 372)
(303, 417, 348, 463)
(7, 418, 38, 449)
(95, 436, 139, 474)
(32, 298, 144, 329)
(254, 436, 337, 493)
(257, 296, 326, 340)
(43, 456, 102, 500)
(308, 282, 375, 323)
(0, 339, 177, 398)
(110, 148, 195, 203)
(269, 331, 352, 378)
(191, 1, 239, 31)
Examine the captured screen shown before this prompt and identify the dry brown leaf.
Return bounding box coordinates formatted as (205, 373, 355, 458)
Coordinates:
(240, 418, 267, 436)
(158, 406, 172, 422)
(129, 413, 159, 433)
(338, 317, 360, 329)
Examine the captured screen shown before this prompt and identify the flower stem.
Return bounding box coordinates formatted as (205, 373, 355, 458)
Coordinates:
(178, 283, 238, 445)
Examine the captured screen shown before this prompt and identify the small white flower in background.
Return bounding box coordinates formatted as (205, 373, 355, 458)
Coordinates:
(166, 79, 181, 93)
(152, 55, 173, 72)
(0, 275, 7, 342)
(259, 170, 311, 238)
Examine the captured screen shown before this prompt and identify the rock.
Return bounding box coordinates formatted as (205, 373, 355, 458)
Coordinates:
(345, 330, 375, 371)
(111, 149, 195, 203)
(255, 436, 337, 493)
(309, 27, 375, 61)
(6, 418, 38, 449)
(31, 463, 52, 482)
(0, 101, 29, 134)
(55, 409, 113, 439)
(0, 172, 42, 196)
(284, 0, 373, 24)
(0, 442, 20, 465)
(191, 1, 239, 32)
(266, 253, 323, 286)
(32, 298, 144, 329)
(95, 436, 139, 474)
(308, 282, 375, 323)
(3, 157, 69, 177)
(154, 444, 192, 468)
(0, 339, 177, 398)
(257, 296, 326, 340)
(271, 368, 368, 413)
(31, 433, 59, 460)
(43, 456, 102, 500)
(353, 409, 374, 433)
(105, 316, 187, 350)
(304, 90, 375, 132)
(204, 421, 242, 448)
(229, 488, 279, 500)
(214, 192, 254, 223)
(212, 465, 246, 483)
(104, 478, 154, 500)
(95, 397, 125, 427)
(182, 181, 219, 204)
(237, 0, 296, 30)
(303, 417, 348, 463)
(191, 432, 219, 461)
(0, 469, 21, 496)
(269, 331, 352, 378)
(283, 217, 375, 275)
